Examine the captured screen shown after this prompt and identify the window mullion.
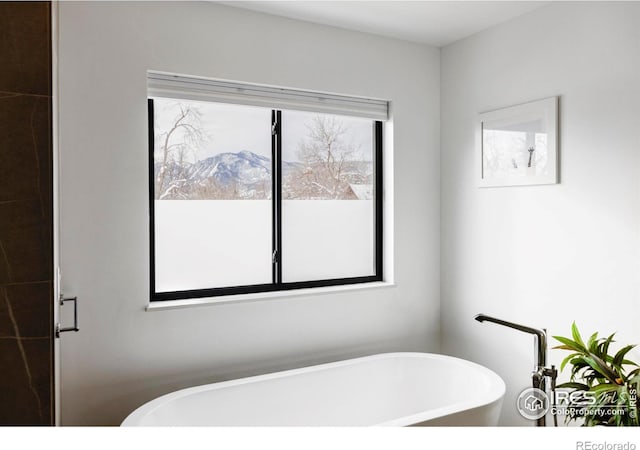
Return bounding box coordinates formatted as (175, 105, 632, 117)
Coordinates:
(276, 110, 283, 285)
(271, 110, 283, 285)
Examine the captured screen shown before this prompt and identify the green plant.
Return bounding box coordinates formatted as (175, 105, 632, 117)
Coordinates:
(553, 323, 640, 426)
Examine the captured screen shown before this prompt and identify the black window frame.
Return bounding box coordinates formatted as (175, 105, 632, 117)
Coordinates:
(148, 98, 383, 302)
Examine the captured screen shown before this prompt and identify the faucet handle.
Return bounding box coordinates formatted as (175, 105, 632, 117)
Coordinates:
(543, 366, 557, 378)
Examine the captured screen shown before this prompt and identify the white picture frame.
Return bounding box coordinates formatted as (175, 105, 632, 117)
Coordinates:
(478, 96, 559, 187)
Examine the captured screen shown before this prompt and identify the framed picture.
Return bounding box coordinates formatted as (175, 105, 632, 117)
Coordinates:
(478, 96, 558, 187)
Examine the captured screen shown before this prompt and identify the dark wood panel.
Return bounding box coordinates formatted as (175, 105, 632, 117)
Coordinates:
(0, 2, 51, 96)
(0, 337, 51, 425)
(0, 1, 53, 426)
(0, 94, 51, 203)
(2, 283, 52, 338)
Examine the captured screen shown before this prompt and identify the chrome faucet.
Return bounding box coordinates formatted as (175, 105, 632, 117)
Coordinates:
(474, 314, 547, 369)
(475, 313, 557, 427)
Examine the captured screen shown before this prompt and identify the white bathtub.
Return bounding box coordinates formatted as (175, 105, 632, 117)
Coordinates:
(121, 352, 505, 426)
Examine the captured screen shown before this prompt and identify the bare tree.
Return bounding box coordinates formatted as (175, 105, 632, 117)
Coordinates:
(294, 115, 363, 199)
(155, 103, 206, 199)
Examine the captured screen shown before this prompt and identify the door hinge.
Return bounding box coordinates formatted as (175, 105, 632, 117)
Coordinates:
(272, 249, 278, 263)
(271, 121, 278, 136)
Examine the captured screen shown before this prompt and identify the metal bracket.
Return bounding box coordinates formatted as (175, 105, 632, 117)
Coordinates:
(56, 295, 79, 338)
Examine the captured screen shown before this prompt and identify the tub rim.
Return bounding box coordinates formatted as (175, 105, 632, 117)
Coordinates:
(121, 352, 506, 427)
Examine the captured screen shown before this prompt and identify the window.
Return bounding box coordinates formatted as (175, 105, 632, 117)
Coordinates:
(148, 73, 386, 301)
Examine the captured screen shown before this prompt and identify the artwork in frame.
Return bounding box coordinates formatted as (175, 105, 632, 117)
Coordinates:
(478, 96, 559, 187)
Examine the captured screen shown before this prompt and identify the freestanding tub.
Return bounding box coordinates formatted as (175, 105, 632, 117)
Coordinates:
(122, 352, 505, 426)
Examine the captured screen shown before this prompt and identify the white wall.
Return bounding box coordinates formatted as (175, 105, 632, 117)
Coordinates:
(441, 2, 640, 425)
(57, 2, 440, 425)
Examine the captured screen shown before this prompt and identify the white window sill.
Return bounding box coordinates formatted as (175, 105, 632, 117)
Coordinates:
(145, 281, 396, 312)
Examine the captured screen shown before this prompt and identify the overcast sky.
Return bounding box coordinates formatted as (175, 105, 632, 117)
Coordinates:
(153, 97, 373, 163)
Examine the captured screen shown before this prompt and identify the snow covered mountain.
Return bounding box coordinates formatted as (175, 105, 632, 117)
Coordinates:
(155, 150, 299, 199)
(155, 150, 373, 200)
(187, 150, 272, 186)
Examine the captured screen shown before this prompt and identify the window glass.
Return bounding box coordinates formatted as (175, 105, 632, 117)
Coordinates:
(281, 111, 376, 282)
(152, 98, 272, 292)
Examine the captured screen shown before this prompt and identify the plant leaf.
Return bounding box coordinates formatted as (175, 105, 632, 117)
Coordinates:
(584, 354, 620, 384)
(557, 382, 589, 390)
(587, 332, 599, 352)
(553, 345, 575, 350)
(554, 335, 586, 353)
(572, 322, 586, 349)
(600, 333, 616, 356)
(628, 368, 640, 379)
(589, 383, 619, 394)
(613, 345, 636, 368)
(560, 353, 579, 372)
